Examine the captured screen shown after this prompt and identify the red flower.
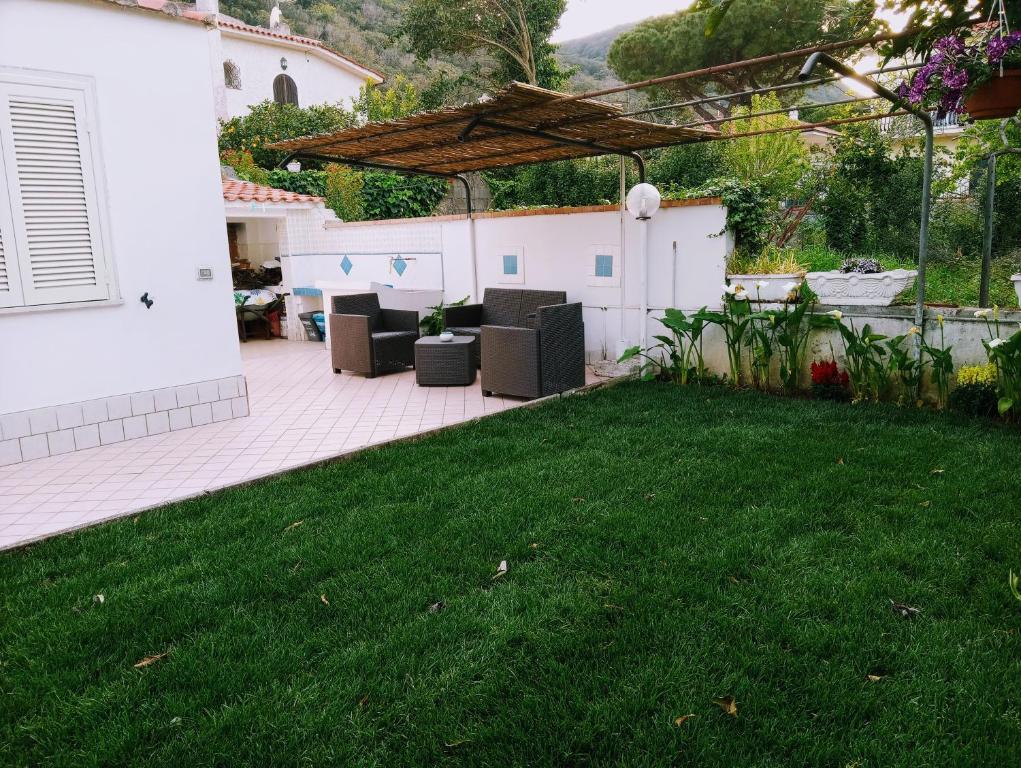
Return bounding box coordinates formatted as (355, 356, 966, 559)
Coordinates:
(811, 360, 849, 387)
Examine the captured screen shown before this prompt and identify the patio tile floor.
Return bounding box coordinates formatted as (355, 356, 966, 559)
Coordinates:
(0, 341, 598, 551)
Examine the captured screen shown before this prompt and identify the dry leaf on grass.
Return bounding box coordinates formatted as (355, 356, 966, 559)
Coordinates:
(836, 456, 845, 465)
(674, 714, 695, 727)
(865, 674, 886, 682)
(320, 594, 329, 606)
(93, 594, 105, 604)
(428, 601, 445, 613)
(712, 696, 738, 717)
(133, 651, 169, 669)
(919, 500, 931, 508)
(930, 468, 944, 475)
(283, 521, 304, 532)
(890, 600, 922, 618)
(493, 560, 508, 579)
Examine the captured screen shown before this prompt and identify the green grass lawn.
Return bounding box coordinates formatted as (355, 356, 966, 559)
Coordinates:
(2, 383, 1020, 766)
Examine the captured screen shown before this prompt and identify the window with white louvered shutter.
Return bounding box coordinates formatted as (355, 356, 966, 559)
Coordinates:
(0, 173, 26, 308)
(0, 77, 110, 306)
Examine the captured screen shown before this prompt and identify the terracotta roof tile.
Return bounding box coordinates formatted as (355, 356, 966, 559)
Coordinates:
(222, 179, 323, 204)
(218, 19, 384, 80)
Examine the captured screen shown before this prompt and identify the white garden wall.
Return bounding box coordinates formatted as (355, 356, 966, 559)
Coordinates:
(0, 0, 242, 415)
(277, 199, 732, 361)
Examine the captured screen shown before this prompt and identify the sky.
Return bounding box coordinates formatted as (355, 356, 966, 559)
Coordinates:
(550, 0, 910, 43)
(551, 0, 693, 42)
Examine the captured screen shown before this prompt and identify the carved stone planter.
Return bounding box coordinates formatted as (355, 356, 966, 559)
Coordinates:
(805, 269, 917, 306)
(727, 273, 803, 302)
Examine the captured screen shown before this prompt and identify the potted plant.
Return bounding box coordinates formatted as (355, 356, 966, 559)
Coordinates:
(805, 258, 918, 307)
(898, 28, 1021, 120)
(727, 245, 805, 302)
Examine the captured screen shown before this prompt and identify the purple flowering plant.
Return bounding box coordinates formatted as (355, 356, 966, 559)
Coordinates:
(898, 30, 1021, 115)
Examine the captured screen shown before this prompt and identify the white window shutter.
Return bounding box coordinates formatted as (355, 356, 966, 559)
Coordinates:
(0, 82, 109, 305)
(0, 176, 26, 308)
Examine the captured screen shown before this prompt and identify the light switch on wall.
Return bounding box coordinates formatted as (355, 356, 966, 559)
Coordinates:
(197, 266, 214, 280)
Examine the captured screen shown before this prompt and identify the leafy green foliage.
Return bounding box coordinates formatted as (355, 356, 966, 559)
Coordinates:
(664, 178, 771, 255)
(816, 314, 890, 402)
(399, 0, 570, 88)
(218, 101, 355, 169)
(618, 308, 712, 385)
(719, 94, 811, 201)
(266, 169, 328, 197)
(220, 149, 269, 186)
(608, 1, 876, 117)
(362, 172, 448, 220)
(420, 295, 470, 335)
(324, 164, 365, 222)
(948, 381, 999, 417)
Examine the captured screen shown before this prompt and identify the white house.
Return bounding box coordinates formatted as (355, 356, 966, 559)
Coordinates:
(207, 2, 384, 120)
(0, 0, 247, 467)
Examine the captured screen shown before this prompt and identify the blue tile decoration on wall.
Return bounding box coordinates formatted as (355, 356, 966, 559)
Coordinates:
(340, 256, 353, 275)
(503, 254, 518, 275)
(594, 254, 613, 277)
(392, 256, 408, 276)
(293, 286, 323, 297)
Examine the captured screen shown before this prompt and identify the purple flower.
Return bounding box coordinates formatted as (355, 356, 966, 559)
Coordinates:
(988, 32, 1021, 63)
(934, 35, 966, 56)
(942, 67, 969, 91)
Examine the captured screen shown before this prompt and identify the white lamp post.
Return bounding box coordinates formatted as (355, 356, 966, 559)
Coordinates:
(625, 182, 661, 351)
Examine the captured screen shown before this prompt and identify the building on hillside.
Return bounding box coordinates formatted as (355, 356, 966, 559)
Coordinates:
(199, 1, 384, 120)
(0, 0, 249, 467)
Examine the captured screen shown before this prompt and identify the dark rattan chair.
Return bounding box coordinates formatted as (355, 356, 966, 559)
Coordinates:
(454, 290, 585, 399)
(443, 288, 568, 368)
(329, 293, 419, 377)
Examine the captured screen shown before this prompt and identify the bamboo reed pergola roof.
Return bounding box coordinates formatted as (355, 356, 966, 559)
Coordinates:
(270, 82, 715, 176)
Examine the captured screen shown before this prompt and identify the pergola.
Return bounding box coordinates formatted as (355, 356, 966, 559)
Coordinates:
(271, 30, 938, 336)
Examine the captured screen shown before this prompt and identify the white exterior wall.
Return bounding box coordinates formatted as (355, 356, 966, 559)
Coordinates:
(275, 201, 732, 361)
(0, 0, 241, 414)
(220, 33, 371, 118)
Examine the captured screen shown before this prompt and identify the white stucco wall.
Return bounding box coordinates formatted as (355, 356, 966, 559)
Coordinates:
(0, 0, 241, 414)
(274, 200, 731, 361)
(220, 33, 371, 118)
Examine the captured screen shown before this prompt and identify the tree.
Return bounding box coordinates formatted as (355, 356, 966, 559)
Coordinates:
(719, 94, 811, 200)
(399, 0, 570, 89)
(606, 0, 876, 120)
(351, 75, 420, 123)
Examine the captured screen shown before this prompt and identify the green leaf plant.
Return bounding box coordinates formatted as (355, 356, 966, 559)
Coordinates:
(975, 306, 1021, 419)
(618, 307, 711, 385)
(816, 311, 888, 402)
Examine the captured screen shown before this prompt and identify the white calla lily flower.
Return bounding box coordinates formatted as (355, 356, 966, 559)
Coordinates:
(826, 310, 842, 320)
(755, 280, 768, 289)
(734, 290, 748, 301)
(721, 284, 737, 295)
(782, 282, 799, 293)
(974, 308, 992, 318)
(989, 338, 1006, 348)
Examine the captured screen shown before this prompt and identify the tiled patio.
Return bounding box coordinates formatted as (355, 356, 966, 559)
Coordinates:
(0, 341, 597, 551)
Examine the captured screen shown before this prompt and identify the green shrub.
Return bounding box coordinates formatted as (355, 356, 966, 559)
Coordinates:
(949, 382, 999, 417)
(324, 164, 365, 222)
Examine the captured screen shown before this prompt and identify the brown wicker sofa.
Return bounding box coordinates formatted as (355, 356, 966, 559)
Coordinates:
(329, 293, 419, 377)
(445, 288, 585, 399)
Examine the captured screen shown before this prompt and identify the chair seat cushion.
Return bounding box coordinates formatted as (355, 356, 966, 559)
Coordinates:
(446, 326, 481, 338)
(372, 330, 418, 344)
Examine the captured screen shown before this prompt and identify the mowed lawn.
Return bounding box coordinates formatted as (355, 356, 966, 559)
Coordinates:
(2, 383, 1020, 766)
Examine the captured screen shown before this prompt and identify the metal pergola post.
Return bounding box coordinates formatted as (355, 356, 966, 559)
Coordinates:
(798, 53, 935, 361)
(978, 118, 1021, 307)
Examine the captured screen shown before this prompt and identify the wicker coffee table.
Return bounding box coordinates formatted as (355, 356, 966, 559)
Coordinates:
(414, 336, 477, 386)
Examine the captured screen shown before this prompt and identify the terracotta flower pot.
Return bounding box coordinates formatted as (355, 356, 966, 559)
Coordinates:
(964, 68, 1021, 120)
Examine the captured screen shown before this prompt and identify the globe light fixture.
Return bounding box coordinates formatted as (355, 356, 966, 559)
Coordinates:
(624, 182, 661, 351)
(625, 182, 661, 221)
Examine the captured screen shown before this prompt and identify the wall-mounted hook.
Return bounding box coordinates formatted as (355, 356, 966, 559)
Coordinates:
(140, 292, 154, 309)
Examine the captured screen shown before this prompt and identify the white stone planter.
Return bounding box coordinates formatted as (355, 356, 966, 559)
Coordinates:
(1012, 273, 1021, 305)
(727, 273, 804, 302)
(805, 269, 917, 306)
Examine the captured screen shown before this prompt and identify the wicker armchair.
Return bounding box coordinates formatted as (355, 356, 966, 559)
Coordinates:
(329, 293, 419, 377)
(443, 288, 568, 368)
(478, 295, 585, 400)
